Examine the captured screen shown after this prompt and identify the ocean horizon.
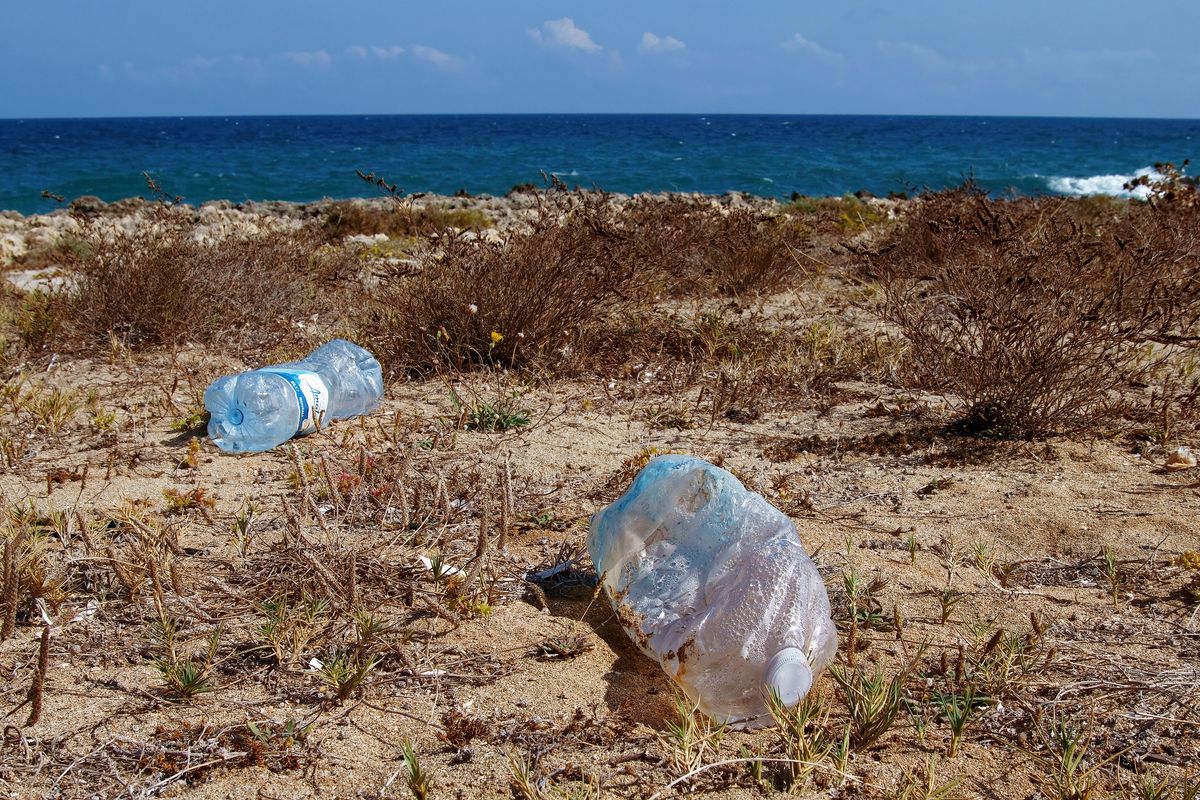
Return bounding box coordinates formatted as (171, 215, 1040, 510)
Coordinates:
(2, 113, 1198, 215)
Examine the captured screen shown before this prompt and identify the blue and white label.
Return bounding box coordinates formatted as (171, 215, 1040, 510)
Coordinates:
(263, 369, 329, 436)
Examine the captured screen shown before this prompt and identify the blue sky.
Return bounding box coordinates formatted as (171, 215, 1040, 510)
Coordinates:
(4, 0, 1198, 118)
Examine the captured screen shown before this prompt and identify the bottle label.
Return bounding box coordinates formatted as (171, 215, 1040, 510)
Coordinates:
(262, 369, 329, 436)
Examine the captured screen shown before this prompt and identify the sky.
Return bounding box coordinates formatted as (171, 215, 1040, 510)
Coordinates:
(3, 1, 1198, 118)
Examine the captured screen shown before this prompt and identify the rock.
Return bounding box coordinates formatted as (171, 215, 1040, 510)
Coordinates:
(506, 183, 538, 196)
(107, 197, 149, 215)
(68, 195, 107, 216)
(0, 233, 27, 265)
(344, 233, 389, 247)
(6, 269, 72, 293)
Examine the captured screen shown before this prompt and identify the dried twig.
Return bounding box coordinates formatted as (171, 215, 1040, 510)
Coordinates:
(1, 536, 16, 640)
(25, 624, 49, 726)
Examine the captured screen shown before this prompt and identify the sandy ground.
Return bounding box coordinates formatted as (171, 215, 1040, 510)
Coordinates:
(0, 196, 1197, 800)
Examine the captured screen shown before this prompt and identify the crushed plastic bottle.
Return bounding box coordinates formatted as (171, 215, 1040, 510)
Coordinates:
(204, 339, 384, 453)
(588, 454, 837, 729)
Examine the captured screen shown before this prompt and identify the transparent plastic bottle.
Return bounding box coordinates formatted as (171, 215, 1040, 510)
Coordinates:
(204, 339, 384, 453)
(588, 455, 837, 729)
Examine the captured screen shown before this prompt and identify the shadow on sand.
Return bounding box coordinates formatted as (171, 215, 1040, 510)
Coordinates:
(542, 585, 676, 729)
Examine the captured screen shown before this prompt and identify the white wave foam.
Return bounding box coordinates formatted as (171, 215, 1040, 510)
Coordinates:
(1045, 167, 1153, 198)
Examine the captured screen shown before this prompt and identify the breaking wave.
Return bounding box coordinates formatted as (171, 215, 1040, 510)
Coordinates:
(1045, 167, 1154, 197)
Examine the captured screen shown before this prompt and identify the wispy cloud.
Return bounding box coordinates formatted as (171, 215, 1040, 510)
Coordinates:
(411, 44, 458, 69)
(102, 41, 466, 86)
(529, 18, 603, 54)
(100, 50, 330, 83)
(347, 44, 405, 60)
(781, 33, 844, 64)
(279, 50, 331, 68)
(640, 32, 685, 54)
(346, 42, 458, 69)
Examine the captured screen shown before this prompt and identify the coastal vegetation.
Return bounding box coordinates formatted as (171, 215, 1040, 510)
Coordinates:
(0, 171, 1197, 797)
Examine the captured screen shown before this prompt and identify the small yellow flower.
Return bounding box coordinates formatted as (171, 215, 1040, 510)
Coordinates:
(490, 331, 504, 345)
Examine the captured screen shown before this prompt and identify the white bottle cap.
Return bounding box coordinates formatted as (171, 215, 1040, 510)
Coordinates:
(765, 647, 812, 706)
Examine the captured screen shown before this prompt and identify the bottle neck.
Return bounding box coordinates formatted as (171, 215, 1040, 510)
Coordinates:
(765, 647, 813, 706)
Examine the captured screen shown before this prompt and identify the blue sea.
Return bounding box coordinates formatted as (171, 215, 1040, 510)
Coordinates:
(1, 114, 1198, 215)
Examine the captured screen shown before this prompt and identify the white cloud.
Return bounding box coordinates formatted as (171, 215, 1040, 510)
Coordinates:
(348, 45, 405, 60)
(640, 32, 685, 54)
(529, 18, 602, 54)
(781, 33, 843, 63)
(412, 44, 458, 68)
(348, 42, 456, 69)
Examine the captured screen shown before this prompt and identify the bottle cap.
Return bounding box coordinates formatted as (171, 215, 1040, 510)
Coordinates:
(765, 647, 812, 706)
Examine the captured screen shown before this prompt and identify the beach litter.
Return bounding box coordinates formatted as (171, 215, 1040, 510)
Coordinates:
(204, 338, 383, 453)
(588, 454, 837, 729)
(1165, 446, 1197, 471)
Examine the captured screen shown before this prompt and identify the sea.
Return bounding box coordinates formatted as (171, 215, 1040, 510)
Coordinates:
(1, 114, 1198, 215)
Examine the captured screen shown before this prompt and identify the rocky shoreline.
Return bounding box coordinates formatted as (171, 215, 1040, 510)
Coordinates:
(0, 189, 878, 266)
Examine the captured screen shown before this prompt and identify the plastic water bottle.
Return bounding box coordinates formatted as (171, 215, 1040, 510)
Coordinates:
(204, 339, 384, 453)
(588, 455, 837, 729)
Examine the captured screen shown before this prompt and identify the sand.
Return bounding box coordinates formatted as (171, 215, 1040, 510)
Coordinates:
(0, 194, 1196, 799)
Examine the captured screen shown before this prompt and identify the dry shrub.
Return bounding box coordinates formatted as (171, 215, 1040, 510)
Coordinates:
(621, 197, 811, 297)
(866, 185, 1200, 437)
(784, 194, 894, 235)
(1125, 160, 1199, 209)
(1058, 193, 1130, 232)
(596, 307, 905, 417)
(364, 193, 651, 373)
(684, 209, 809, 297)
(64, 218, 346, 351)
(321, 200, 491, 240)
(9, 235, 94, 271)
(12, 289, 62, 356)
(363, 192, 814, 374)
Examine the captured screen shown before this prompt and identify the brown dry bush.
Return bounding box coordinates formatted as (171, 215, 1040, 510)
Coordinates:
(321, 200, 491, 240)
(363, 193, 666, 374)
(10, 287, 62, 357)
(61, 217, 351, 352)
(8, 234, 93, 271)
(620, 197, 811, 297)
(684, 209, 810, 297)
(363, 192, 814, 375)
(783, 193, 894, 235)
(864, 185, 1200, 437)
(1125, 159, 1199, 209)
(594, 307, 904, 420)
